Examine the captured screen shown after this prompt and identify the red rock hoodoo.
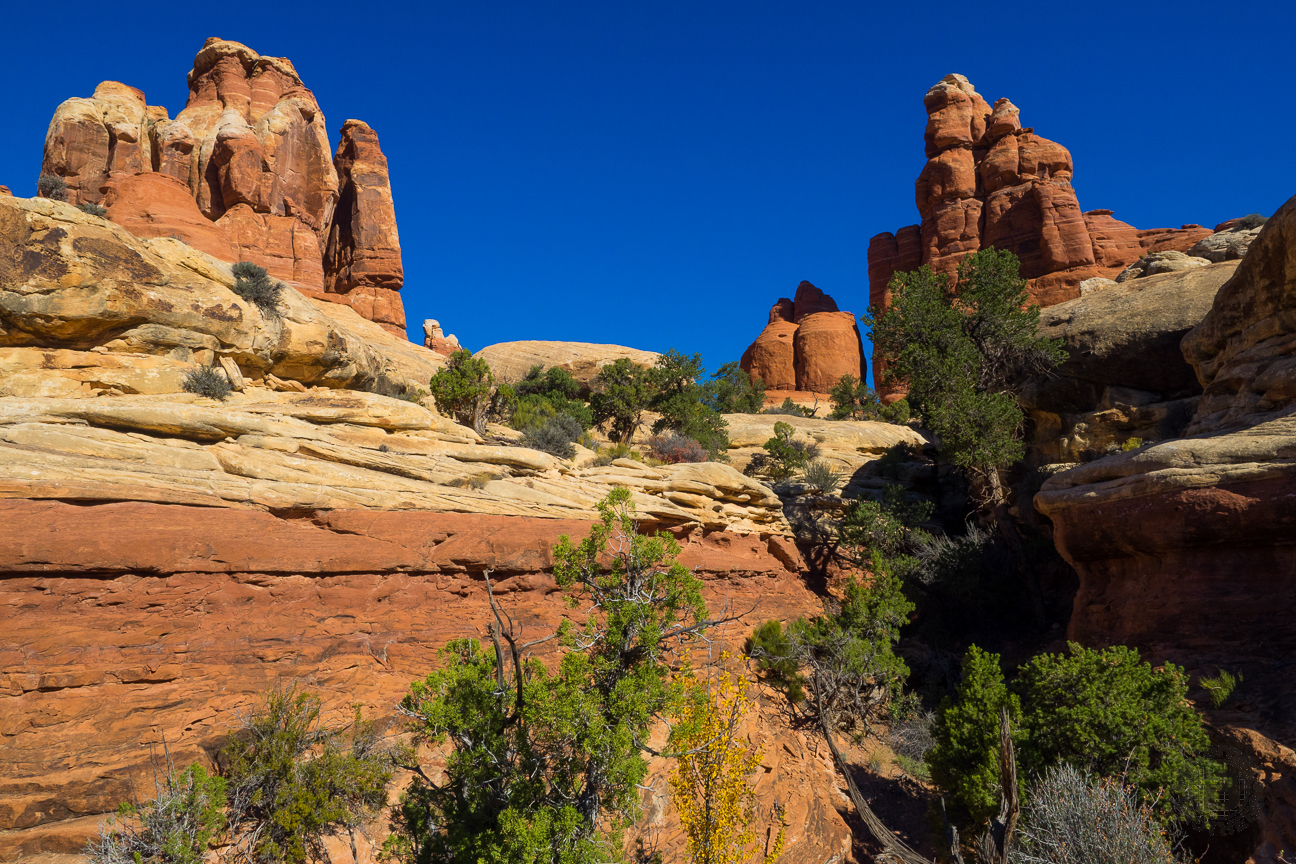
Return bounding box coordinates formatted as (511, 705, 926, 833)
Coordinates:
(739, 281, 865, 401)
(868, 74, 1214, 397)
(37, 38, 408, 337)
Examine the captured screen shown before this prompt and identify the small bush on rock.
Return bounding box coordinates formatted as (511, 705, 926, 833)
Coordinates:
(428, 349, 497, 433)
(37, 173, 68, 201)
(763, 397, 811, 417)
(800, 458, 845, 495)
(230, 261, 284, 316)
(85, 763, 226, 864)
(646, 431, 708, 464)
(182, 366, 232, 401)
(1237, 213, 1267, 230)
(522, 414, 582, 459)
(77, 202, 108, 217)
(592, 442, 641, 466)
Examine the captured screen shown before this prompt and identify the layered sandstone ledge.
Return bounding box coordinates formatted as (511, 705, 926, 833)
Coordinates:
(1036, 193, 1296, 863)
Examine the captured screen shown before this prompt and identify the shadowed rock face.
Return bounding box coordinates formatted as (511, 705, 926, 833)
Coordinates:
(1035, 193, 1296, 864)
(739, 281, 864, 398)
(36, 38, 407, 337)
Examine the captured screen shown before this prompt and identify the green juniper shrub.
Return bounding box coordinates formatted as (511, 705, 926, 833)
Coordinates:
(222, 687, 393, 864)
(647, 349, 730, 459)
(928, 643, 1224, 836)
(37, 173, 68, 201)
(427, 349, 497, 433)
(387, 488, 712, 864)
(703, 361, 765, 414)
(589, 357, 655, 444)
(510, 393, 558, 431)
(763, 396, 811, 417)
(1199, 669, 1242, 708)
(828, 374, 878, 421)
(645, 431, 708, 464)
(514, 365, 594, 429)
(745, 421, 819, 481)
(746, 620, 806, 703)
(591, 441, 641, 466)
(182, 365, 233, 401)
(77, 202, 108, 218)
(230, 261, 285, 316)
(521, 413, 583, 459)
(85, 763, 226, 864)
(837, 485, 932, 581)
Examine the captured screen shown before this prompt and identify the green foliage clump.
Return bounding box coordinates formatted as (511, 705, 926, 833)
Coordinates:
(182, 365, 232, 401)
(77, 201, 108, 217)
(1122, 436, 1145, 452)
(38, 173, 68, 201)
(509, 392, 556, 430)
(648, 349, 730, 459)
(591, 442, 641, 466)
(1199, 669, 1242, 708)
(749, 566, 913, 729)
(590, 357, 655, 444)
(428, 349, 497, 433)
(230, 261, 285, 316)
(838, 484, 933, 580)
(387, 488, 711, 864)
(223, 688, 392, 864)
(521, 414, 583, 458)
(1237, 213, 1267, 230)
(827, 374, 911, 424)
(703, 361, 765, 414)
(763, 396, 811, 417)
(86, 763, 226, 864)
(866, 248, 1066, 478)
(514, 365, 594, 430)
(746, 421, 818, 481)
(928, 643, 1224, 834)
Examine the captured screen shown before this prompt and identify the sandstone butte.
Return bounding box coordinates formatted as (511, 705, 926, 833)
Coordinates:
(0, 193, 944, 862)
(1034, 192, 1296, 864)
(38, 38, 408, 337)
(739, 280, 866, 410)
(865, 73, 1230, 400)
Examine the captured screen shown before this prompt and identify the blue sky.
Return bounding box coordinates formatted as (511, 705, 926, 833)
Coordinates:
(4, 1, 1294, 385)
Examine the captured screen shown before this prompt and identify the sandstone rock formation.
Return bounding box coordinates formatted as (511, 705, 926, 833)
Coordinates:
(36, 38, 407, 336)
(0, 190, 870, 862)
(475, 341, 661, 386)
(739, 281, 865, 397)
(1036, 192, 1296, 863)
(1190, 219, 1265, 263)
(1022, 262, 1238, 465)
(1114, 249, 1211, 282)
(422, 319, 462, 356)
(867, 74, 1230, 394)
(723, 412, 928, 477)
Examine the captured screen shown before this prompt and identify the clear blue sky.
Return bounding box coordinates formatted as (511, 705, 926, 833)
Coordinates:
(4, 1, 1294, 385)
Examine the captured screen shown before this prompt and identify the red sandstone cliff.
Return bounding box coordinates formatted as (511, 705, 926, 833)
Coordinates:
(739, 281, 865, 403)
(37, 38, 407, 337)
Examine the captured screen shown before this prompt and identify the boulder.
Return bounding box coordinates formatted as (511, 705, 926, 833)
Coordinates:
(475, 341, 660, 387)
(1188, 223, 1264, 263)
(1115, 249, 1212, 282)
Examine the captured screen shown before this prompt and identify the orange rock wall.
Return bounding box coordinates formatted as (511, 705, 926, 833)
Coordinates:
(0, 500, 849, 863)
(740, 281, 865, 395)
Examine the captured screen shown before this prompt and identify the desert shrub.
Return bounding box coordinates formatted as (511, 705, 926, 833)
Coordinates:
(37, 173, 68, 201)
(745, 421, 819, 481)
(522, 414, 582, 458)
(428, 349, 496, 433)
(928, 643, 1224, 834)
(648, 349, 731, 458)
(590, 358, 655, 444)
(1237, 213, 1267, 230)
(645, 431, 708, 464)
(222, 687, 392, 864)
(77, 202, 108, 217)
(881, 398, 911, 424)
(1122, 436, 1145, 452)
(510, 393, 558, 430)
(1199, 669, 1242, 708)
(592, 442, 641, 466)
(85, 763, 226, 864)
(1010, 764, 1181, 864)
(763, 396, 810, 417)
(515, 365, 594, 429)
(838, 485, 933, 580)
(703, 361, 765, 414)
(801, 458, 844, 495)
(450, 472, 496, 490)
(182, 366, 232, 401)
(887, 709, 936, 764)
(230, 261, 284, 316)
(746, 620, 806, 703)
